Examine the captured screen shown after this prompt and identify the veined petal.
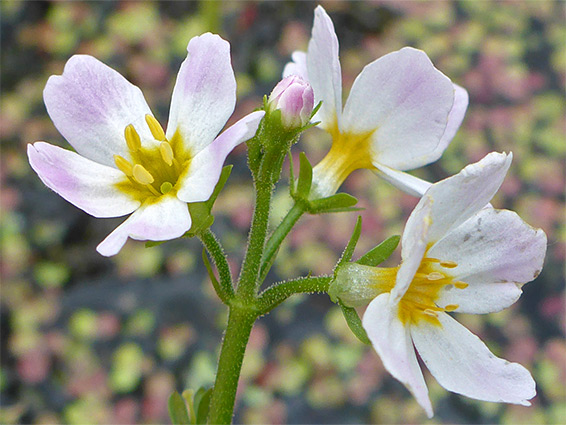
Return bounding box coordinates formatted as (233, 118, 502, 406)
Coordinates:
(392, 196, 432, 302)
(176, 111, 264, 203)
(424, 152, 512, 243)
(363, 294, 433, 418)
(43, 55, 155, 167)
(341, 47, 454, 170)
(432, 84, 469, 159)
(28, 142, 140, 218)
(283, 51, 308, 81)
(307, 6, 342, 130)
(429, 208, 547, 313)
(166, 33, 236, 154)
(412, 313, 536, 406)
(372, 162, 432, 197)
(96, 195, 191, 257)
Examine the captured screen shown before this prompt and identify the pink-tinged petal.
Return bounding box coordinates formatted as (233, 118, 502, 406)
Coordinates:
(96, 195, 191, 257)
(429, 208, 547, 313)
(283, 51, 308, 81)
(306, 6, 342, 130)
(44, 55, 155, 167)
(166, 33, 236, 154)
(432, 84, 469, 158)
(372, 162, 432, 197)
(28, 142, 140, 218)
(363, 294, 433, 418)
(176, 111, 264, 203)
(341, 47, 454, 170)
(392, 196, 432, 302)
(412, 313, 536, 406)
(424, 152, 512, 243)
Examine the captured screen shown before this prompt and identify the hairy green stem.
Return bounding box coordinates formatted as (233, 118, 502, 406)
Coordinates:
(198, 229, 234, 304)
(259, 201, 306, 282)
(256, 275, 332, 315)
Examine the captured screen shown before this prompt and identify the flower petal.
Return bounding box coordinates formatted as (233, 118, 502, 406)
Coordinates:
(341, 47, 454, 170)
(283, 51, 308, 81)
(424, 152, 512, 243)
(433, 84, 469, 158)
(429, 208, 547, 313)
(28, 142, 140, 218)
(372, 162, 432, 197)
(392, 195, 432, 302)
(363, 293, 433, 418)
(166, 33, 236, 155)
(176, 111, 264, 203)
(412, 312, 536, 406)
(96, 195, 191, 257)
(306, 6, 342, 130)
(43, 55, 155, 167)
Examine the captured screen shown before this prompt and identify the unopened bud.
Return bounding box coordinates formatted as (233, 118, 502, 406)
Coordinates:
(268, 75, 314, 129)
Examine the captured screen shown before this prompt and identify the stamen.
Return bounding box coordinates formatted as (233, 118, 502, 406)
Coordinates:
(427, 272, 444, 281)
(444, 304, 459, 311)
(440, 260, 458, 268)
(146, 114, 166, 141)
(160, 182, 173, 194)
(454, 281, 469, 289)
(114, 155, 133, 176)
(159, 141, 174, 166)
(125, 124, 141, 151)
(423, 309, 438, 317)
(132, 164, 155, 185)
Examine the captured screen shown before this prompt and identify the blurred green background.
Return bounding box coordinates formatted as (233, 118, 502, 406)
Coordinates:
(1, 1, 564, 424)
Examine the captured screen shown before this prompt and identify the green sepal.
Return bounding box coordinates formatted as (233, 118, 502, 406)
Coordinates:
(193, 387, 212, 424)
(168, 391, 191, 425)
(145, 240, 165, 248)
(206, 165, 232, 210)
(339, 301, 371, 345)
(335, 216, 362, 271)
(293, 152, 313, 199)
(307, 192, 360, 214)
(356, 235, 400, 267)
(201, 249, 220, 290)
(310, 101, 322, 119)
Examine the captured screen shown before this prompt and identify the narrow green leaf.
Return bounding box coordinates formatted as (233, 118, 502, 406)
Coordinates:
(145, 240, 165, 248)
(168, 392, 191, 425)
(308, 193, 358, 214)
(181, 389, 196, 423)
(295, 152, 313, 198)
(201, 249, 220, 290)
(339, 302, 371, 345)
(288, 149, 296, 196)
(195, 387, 213, 424)
(356, 235, 400, 267)
(337, 216, 362, 268)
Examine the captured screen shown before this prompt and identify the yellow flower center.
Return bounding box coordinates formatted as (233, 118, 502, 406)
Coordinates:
(113, 115, 191, 203)
(372, 256, 468, 326)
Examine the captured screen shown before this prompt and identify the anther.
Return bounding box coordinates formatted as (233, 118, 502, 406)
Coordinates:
(125, 124, 141, 151)
(160, 182, 173, 194)
(114, 155, 133, 176)
(423, 309, 438, 317)
(146, 114, 166, 141)
(132, 164, 155, 185)
(454, 281, 469, 289)
(160, 141, 174, 166)
(444, 304, 459, 311)
(427, 272, 444, 281)
(440, 260, 458, 268)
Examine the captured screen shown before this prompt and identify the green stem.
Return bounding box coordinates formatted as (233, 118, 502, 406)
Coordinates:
(259, 201, 306, 282)
(256, 275, 332, 315)
(199, 229, 234, 303)
(207, 307, 256, 424)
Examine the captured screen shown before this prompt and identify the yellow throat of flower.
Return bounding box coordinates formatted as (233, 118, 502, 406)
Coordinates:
(372, 255, 468, 327)
(113, 115, 191, 203)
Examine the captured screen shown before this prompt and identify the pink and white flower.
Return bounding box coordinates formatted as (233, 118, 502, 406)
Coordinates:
(283, 6, 469, 198)
(28, 33, 264, 256)
(352, 152, 546, 416)
(268, 75, 314, 129)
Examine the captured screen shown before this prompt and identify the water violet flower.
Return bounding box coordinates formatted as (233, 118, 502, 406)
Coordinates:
(335, 152, 546, 416)
(28, 33, 264, 256)
(267, 75, 314, 130)
(284, 6, 469, 198)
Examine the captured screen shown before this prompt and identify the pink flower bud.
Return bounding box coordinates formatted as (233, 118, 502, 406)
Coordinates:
(268, 75, 314, 129)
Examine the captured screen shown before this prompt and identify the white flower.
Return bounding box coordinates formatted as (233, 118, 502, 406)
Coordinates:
(284, 6, 469, 198)
(356, 152, 546, 417)
(28, 33, 264, 256)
